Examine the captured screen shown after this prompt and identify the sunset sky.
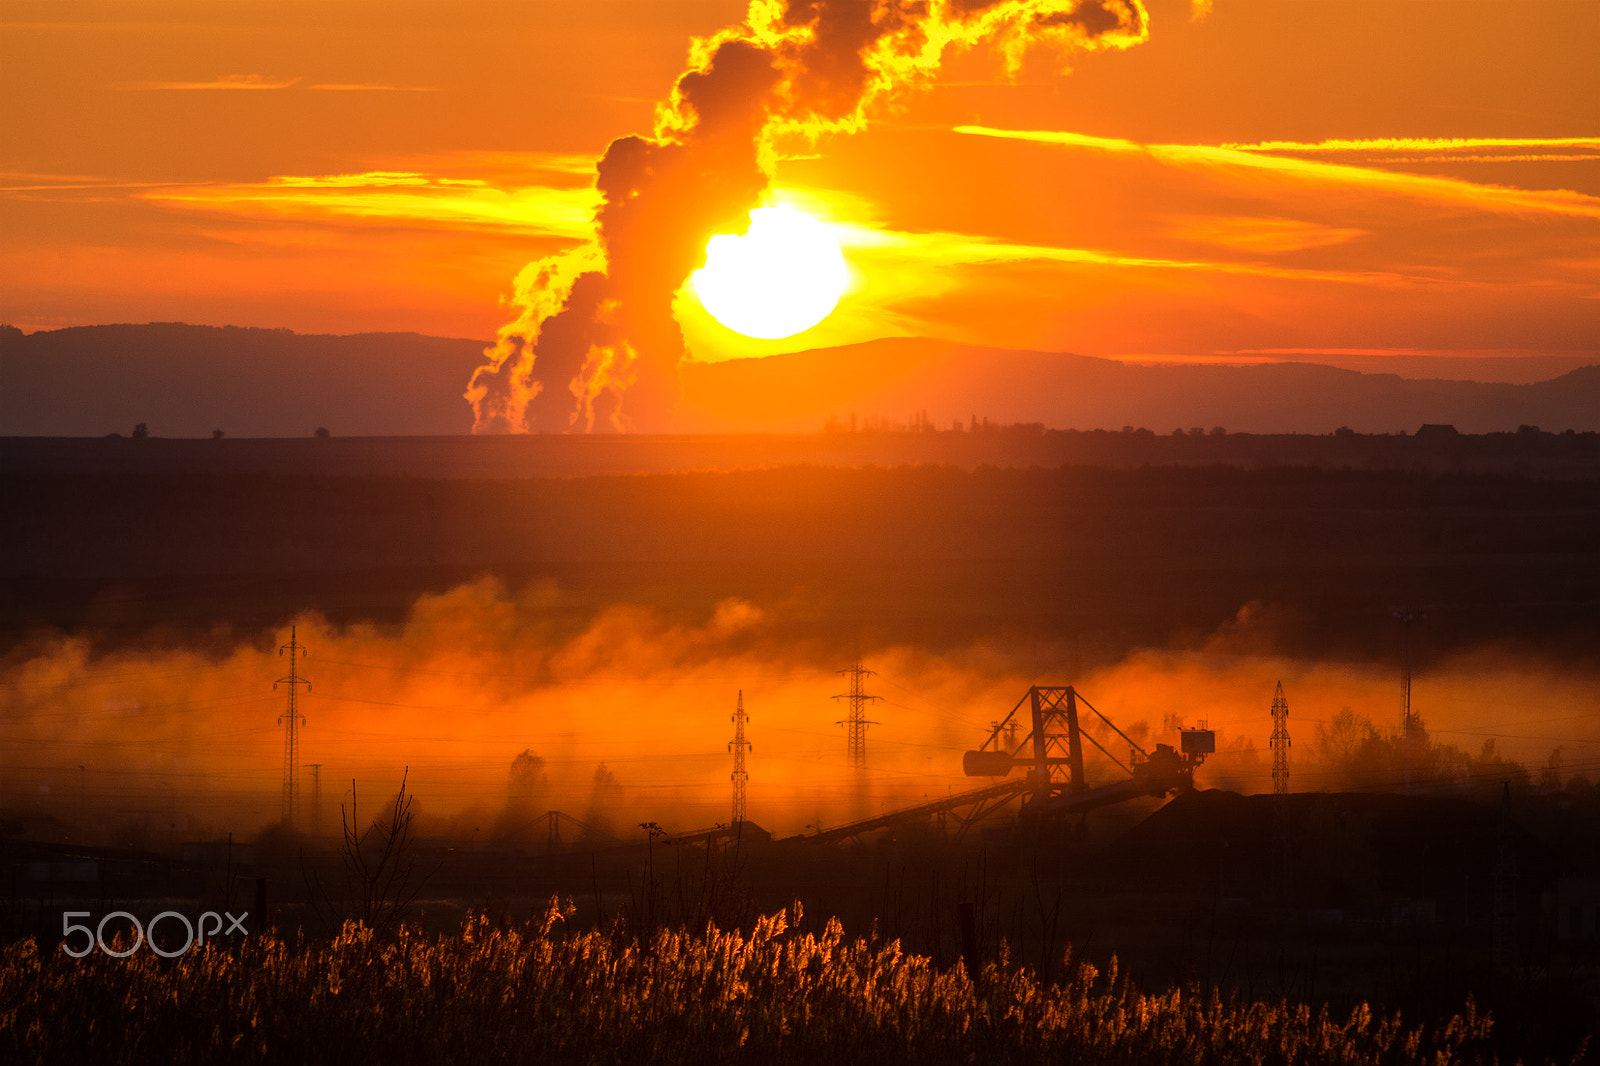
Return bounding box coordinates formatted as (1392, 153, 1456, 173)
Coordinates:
(4, 0, 1596, 383)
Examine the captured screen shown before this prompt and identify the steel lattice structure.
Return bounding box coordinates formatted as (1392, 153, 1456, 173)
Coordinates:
(1270, 680, 1290, 795)
(274, 626, 310, 828)
(1394, 609, 1425, 788)
(729, 690, 751, 824)
(833, 659, 880, 774)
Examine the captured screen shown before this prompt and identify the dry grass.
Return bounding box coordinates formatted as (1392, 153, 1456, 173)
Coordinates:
(0, 901, 1558, 1065)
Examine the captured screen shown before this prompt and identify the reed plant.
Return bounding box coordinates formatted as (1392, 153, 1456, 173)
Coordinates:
(0, 899, 1574, 1065)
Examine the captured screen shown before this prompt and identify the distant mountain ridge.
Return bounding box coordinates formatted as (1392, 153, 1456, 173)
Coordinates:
(3, 323, 1596, 437)
(0, 323, 486, 438)
(678, 337, 1600, 435)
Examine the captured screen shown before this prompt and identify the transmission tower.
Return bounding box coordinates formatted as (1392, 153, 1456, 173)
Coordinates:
(833, 658, 881, 773)
(274, 626, 310, 828)
(307, 763, 323, 836)
(1394, 609, 1425, 788)
(1269, 681, 1291, 896)
(1270, 681, 1290, 795)
(729, 691, 751, 825)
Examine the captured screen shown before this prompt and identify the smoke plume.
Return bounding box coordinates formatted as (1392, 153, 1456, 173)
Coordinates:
(466, 0, 1152, 433)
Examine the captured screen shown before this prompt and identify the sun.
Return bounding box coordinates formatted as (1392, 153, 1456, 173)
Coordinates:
(690, 206, 847, 340)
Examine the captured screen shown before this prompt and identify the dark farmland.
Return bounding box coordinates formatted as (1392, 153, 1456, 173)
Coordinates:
(3, 452, 1597, 663)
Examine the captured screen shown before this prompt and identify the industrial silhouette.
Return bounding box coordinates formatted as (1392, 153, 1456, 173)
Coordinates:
(274, 627, 309, 828)
(833, 658, 880, 773)
(729, 691, 751, 826)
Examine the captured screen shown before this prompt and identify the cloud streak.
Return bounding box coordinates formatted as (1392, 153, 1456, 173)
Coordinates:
(304, 83, 437, 93)
(955, 125, 1600, 221)
(142, 172, 598, 238)
(847, 225, 1473, 289)
(119, 76, 435, 93)
(1221, 136, 1600, 154)
(119, 75, 298, 91)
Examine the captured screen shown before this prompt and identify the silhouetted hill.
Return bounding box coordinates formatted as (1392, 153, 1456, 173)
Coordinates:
(678, 337, 1600, 434)
(4, 325, 1597, 436)
(0, 322, 484, 437)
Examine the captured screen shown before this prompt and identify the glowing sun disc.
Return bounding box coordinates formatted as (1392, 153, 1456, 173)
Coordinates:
(691, 206, 847, 340)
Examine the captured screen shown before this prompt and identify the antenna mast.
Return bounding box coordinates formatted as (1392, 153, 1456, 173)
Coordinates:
(274, 626, 310, 828)
(729, 691, 751, 825)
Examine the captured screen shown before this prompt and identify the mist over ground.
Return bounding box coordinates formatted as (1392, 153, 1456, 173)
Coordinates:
(5, 576, 1595, 842)
(2, 450, 1594, 868)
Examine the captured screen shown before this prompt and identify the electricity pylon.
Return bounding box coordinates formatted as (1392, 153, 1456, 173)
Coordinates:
(1270, 681, 1291, 896)
(833, 658, 881, 774)
(1270, 681, 1290, 795)
(729, 691, 751, 825)
(1394, 609, 1425, 788)
(274, 626, 310, 828)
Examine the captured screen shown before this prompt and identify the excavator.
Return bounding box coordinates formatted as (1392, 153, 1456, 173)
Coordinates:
(784, 685, 1212, 846)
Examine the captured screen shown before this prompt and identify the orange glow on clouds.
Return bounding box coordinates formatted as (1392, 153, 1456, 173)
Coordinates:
(144, 171, 598, 238)
(1222, 135, 1600, 155)
(954, 126, 1600, 220)
(1, 0, 1595, 368)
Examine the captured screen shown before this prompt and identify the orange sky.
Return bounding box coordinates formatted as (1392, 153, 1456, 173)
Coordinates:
(3, 0, 1597, 372)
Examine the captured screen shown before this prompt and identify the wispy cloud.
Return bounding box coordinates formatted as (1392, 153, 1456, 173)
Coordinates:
(844, 225, 1463, 289)
(119, 75, 298, 91)
(141, 171, 598, 237)
(264, 172, 485, 189)
(955, 125, 1600, 221)
(117, 76, 435, 93)
(1221, 136, 1600, 154)
(1360, 154, 1600, 165)
(305, 83, 436, 93)
(1164, 216, 1366, 254)
(386, 152, 601, 181)
(0, 176, 209, 194)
